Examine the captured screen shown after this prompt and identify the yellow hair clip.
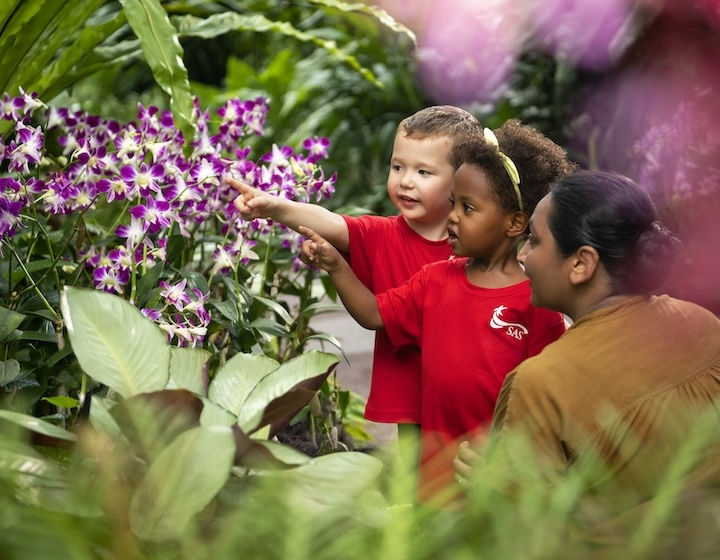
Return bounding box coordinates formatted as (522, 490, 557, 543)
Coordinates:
(484, 127, 523, 212)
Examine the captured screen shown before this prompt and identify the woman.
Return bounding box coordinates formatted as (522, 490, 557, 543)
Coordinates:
(454, 170, 720, 542)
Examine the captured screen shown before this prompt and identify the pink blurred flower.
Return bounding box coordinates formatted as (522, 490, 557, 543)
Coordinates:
(530, 0, 635, 69)
(413, 0, 529, 105)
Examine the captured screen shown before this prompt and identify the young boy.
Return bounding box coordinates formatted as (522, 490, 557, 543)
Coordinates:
(227, 106, 483, 471)
(298, 119, 576, 509)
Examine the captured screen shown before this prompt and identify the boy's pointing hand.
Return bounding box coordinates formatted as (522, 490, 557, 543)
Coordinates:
(226, 177, 275, 220)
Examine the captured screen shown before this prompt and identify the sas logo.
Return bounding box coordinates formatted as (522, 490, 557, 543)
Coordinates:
(490, 305, 528, 341)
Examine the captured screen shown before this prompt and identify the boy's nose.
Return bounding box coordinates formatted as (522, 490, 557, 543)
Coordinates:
(398, 172, 414, 189)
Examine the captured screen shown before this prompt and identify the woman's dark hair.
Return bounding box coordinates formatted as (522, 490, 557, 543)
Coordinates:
(451, 119, 577, 216)
(548, 170, 683, 294)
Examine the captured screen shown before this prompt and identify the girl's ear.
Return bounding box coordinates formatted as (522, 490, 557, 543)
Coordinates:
(569, 245, 600, 285)
(507, 212, 529, 238)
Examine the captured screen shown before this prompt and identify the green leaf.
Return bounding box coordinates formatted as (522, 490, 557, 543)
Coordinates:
(111, 390, 204, 463)
(0, 359, 22, 387)
(249, 318, 292, 338)
(0, 409, 77, 442)
(43, 396, 80, 409)
(211, 299, 239, 323)
(60, 287, 170, 398)
(38, 11, 128, 101)
(0, 306, 26, 341)
(168, 346, 211, 395)
(252, 294, 293, 325)
(172, 12, 381, 87)
(252, 440, 312, 467)
(277, 451, 383, 514)
(199, 398, 237, 427)
(209, 352, 279, 416)
(88, 394, 124, 439)
(16, 331, 57, 343)
(238, 350, 339, 433)
(135, 260, 165, 308)
(129, 425, 234, 542)
(7, 0, 107, 99)
(306, 0, 417, 43)
(0, 437, 66, 492)
(118, 0, 195, 147)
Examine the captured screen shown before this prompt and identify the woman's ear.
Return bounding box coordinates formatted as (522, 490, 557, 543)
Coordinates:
(507, 212, 529, 238)
(569, 245, 600, 285)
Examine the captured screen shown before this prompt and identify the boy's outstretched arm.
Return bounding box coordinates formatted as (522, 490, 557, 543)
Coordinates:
(227, 177, 350, 252)
(299, 226, 383, 330)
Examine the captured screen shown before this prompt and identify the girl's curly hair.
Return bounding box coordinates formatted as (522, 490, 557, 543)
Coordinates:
(451, 119, 577, 216)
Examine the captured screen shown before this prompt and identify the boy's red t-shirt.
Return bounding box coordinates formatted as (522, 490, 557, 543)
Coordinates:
(342, 214, 452, 424)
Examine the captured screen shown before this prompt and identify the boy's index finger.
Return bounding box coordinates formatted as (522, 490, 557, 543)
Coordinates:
(225, 176, 250, 194)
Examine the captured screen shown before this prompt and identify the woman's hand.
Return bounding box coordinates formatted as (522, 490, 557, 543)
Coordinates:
(453, 440, 483, 487)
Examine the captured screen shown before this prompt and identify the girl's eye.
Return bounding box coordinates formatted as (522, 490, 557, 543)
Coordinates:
(463, 204, 473, 212)
(449, 198, 455, 208)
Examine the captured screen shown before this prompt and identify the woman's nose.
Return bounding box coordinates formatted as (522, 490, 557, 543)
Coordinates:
(517, 241, 528, 263)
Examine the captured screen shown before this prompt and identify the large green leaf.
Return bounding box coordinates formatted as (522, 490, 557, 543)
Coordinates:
(168, 346, 211, 395)
(88, 394, 124, 440)
(119, 0, 195, 146)
(171, 11, 380, 87)
(307, 0, 417, 42)
(238, 350, 339, 433)
(0, 359, 22, 387)
(6, 0, 107, 98)
(60, 287, 170, 398)
(0, 437, 69, 509)
(0, 306, 26, 341)
(39, 10, 128, 101)
(208, 352, 279, 416)
(277, 451, 383, 514)
(0, 409, 77, 442)
(199, 398, 237, 427)
(111, 389, 204, 462)
(129, 425, 234, 542)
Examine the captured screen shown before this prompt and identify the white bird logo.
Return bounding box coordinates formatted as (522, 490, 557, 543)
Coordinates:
(490, 305, 528, 339)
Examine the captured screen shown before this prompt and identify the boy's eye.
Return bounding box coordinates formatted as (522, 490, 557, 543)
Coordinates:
(418, 169, 431, 176)
(449, 198, 455, 208)
(463, 203, 473, 212)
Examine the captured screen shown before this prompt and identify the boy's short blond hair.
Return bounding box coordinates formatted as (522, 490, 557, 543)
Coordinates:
(398, 106, 482, 168)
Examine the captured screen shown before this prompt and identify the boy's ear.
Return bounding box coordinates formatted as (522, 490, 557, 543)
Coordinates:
(507, 212, 529, 238)
(568, 245, 601, 285)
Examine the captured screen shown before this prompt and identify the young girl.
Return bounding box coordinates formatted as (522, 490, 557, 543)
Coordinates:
(299, 119, 577, 509)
